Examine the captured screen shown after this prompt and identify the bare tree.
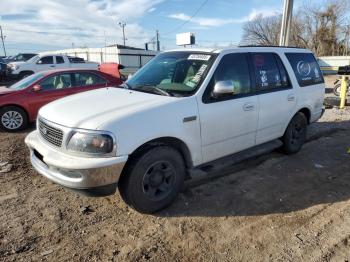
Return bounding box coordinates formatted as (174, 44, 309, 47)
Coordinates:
(241, 0, 350, 56)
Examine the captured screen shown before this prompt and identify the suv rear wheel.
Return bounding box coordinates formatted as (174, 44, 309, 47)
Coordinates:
(282, 112, 307, 154)
(118, 146, 185, 213)
(0, 106, 28, 132)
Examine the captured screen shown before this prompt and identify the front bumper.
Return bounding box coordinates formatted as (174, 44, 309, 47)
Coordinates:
(25, 131, 128, 196)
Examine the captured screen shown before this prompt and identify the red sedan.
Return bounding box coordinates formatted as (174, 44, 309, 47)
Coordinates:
(0, 69, 123, 131)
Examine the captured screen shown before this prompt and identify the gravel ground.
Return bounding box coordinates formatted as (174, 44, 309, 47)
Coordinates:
(0, 76, 350, 261)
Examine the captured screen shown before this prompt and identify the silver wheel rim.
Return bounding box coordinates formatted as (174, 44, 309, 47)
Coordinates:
(1, 111, 23, 130)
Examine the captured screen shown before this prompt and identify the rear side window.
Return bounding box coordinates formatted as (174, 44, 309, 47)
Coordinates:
(285, 53, 324, 87)
(37, 56, 54, 65)
(74, 73, 106, 86)
(56, 56, 65, 64)
(251, 53, 291, 91)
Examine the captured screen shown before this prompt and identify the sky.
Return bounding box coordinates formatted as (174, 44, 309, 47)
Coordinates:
(0, 0, 328, 55)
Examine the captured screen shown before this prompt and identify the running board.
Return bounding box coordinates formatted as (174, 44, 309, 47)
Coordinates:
(188, 139, 283, 182)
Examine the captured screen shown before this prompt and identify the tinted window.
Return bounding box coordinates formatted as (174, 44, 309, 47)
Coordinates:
(251, 53, 290, 91)
(40, 74, 72, 90)
(74, 73, 106, 86)
(205, 53, 252, 102)
(68, 57, 85, 63)
(56, 56, 65, 64)
(38, 56, 54, 65)
(285, 53, 324, 87)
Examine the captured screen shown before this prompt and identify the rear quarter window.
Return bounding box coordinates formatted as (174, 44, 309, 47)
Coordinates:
(285, 53, 324, 87)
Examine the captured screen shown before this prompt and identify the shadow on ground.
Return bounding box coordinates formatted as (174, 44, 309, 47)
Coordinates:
(158, 120, 350, 218)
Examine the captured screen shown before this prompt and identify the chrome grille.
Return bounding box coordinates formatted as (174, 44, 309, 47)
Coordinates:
(38, 119, 64, 147)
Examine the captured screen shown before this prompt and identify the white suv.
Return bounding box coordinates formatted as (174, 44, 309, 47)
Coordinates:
(25, 47, 325, 213)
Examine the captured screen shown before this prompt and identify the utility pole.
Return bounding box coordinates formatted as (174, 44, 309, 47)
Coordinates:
(279, 0, 294, 46)
(118, 21, 126, 46)
(0, 26, 6, 56)
(156, 30, 160, 51)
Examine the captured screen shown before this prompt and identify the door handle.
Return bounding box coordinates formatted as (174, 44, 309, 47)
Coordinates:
(243, 103, 255, 111)
(50, 65, 55, 68)
(287, 94, 295, 101)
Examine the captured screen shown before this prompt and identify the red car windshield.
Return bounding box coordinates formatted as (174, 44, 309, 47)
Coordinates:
(9, 73, 45, 90)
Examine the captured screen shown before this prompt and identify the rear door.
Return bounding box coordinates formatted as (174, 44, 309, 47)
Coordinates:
(54, 56, 67, 70)
(35, 56, 55, 72)
(26, 73, 74, 119)
(251, 52, 296, 145)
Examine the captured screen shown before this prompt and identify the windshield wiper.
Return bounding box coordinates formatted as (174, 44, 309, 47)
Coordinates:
(120, 82, 131, 89)
(133, 85, 173, 97)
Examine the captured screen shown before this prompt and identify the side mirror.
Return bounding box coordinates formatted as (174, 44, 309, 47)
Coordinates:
(33, 84, 42, 92)
(213, 80, 235, 95)
(36, 60, 42, 64)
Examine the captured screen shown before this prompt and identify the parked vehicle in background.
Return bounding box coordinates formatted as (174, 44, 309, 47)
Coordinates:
(7, 54, 99, 79)
(25, 47, 325, 213)
(4, 53, 37, 63)
(0, 58, 6, 81)
(0, 69, 122, 131)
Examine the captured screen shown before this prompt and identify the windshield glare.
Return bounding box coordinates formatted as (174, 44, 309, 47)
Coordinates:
(9, 73, 44, 90)
(126, 52, 214, 96)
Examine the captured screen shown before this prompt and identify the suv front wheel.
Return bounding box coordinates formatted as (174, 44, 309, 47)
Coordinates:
(118, 146, 186, 213)
(282, 112, 307, 154)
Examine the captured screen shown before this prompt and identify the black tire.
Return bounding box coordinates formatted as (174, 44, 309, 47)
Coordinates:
(118, 146, 186, 214)
(333, 83, 341, 96)
(19, 71, 33, 79)
(282, 112, 307, 155)
(0, 106, 28, 132)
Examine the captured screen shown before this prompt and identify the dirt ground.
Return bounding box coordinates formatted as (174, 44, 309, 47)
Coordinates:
(1, 77, 350, 262)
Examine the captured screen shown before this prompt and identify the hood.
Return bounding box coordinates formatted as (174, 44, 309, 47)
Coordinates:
(0, 86, 17, 96)
(39, 87, 175, 129)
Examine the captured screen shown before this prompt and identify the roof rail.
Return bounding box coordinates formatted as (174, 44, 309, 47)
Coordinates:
(238, 45, 305, 49)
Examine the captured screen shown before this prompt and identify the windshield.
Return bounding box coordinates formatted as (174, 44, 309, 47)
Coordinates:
(14, 54, 24, 61)
(126, 52, 215, 97)
(26, 55, 39, 63)
(9, 73, 45, 90)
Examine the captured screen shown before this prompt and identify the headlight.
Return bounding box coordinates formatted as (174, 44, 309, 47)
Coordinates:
(67, 131, 115, 156)
(9, 64, 19, 70)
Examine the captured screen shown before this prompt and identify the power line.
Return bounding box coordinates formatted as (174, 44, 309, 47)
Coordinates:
(163, 0, 209, 35)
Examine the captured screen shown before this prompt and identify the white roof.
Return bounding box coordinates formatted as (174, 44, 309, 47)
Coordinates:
(164, 46, 311, 54)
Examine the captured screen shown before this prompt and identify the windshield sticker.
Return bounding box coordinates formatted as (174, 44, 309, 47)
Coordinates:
(192, 64, 208, 83)
(297, 61, 311, 77)
(314, 67, 320, 79)
(188, 54, 211, 61)
(185, 64, 208, 88)
(259, 70, 268, 87)
(254, 55, 265, 67)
